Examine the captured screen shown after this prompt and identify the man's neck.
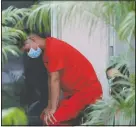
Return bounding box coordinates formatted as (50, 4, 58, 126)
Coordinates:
(39, 38, 46, 50)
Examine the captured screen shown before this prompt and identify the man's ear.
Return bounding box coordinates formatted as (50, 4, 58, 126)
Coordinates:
(21, 43, 30, 51)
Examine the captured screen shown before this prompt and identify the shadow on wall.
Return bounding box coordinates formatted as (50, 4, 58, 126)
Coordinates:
(2, 0, 34, 10)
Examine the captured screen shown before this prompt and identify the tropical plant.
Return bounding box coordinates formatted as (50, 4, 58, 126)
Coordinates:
(82, 66, 135, 125)
(102, 1, 135, 43)
(2, 26, 27, 64)
(25, 1, 80, 33)
(1, 1, 77, 64)
(26, 1, 52, 33)
(2, 1, 135, 64)
(24, 1, 135, 46)
(80, 2, 135, 125)
(2, 6, 29, 65)
(2, 6, 30, 28)
(2, 107, 28, 125)
(81, 38, 135, 125)
(2, 6, 30, 126)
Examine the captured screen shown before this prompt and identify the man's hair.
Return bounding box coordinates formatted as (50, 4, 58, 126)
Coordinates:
(24, 28, 51, 38)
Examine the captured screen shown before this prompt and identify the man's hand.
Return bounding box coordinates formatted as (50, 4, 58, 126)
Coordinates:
(41, 71, 60, 125)
(42, 106, 50, 114)
(43, 108, 57, 125)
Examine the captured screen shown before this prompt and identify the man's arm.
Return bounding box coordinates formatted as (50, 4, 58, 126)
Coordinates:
(49, 71, 61, 110)
(47, 74, 51, 109)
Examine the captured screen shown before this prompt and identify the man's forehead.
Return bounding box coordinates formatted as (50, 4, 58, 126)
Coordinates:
(28, 34, 39, 39)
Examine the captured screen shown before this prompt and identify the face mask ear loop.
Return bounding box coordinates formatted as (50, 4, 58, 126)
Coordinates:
(28, 38, 36, 49)
(27, 38, 33, 50)
(32, 41, 39, 50)
(30, 42, 33, 49)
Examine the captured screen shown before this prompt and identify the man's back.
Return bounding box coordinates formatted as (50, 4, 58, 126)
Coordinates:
(44, 37, 99, 97)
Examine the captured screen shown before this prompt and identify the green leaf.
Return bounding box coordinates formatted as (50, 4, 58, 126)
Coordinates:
(2, 107, 28, 125)
(2, 26, 26, 64)
(2, 6, 29, 29)
(118, 11, 135, 41)
(26, 2, 51, 33)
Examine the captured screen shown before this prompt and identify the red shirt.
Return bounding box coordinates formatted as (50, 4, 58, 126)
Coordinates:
(43, 37, 99, 97)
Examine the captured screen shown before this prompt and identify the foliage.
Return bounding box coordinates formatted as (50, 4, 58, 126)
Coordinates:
(25, 1, 80, 33)
(2, 1, 135, 64)
(2, 7, 28, 65)
(82, 71, 135, 125)
(2, 26, 27, 64)
(2, 6, 29, 125)
(2, 1, 79, 64)
(26, 1, 135, 45)
(102, 1, 135, 42)
(82, 41, 135, 125)
(82, 48, 135, 125)
(2, 107, 28, 125)
(26, 1, 52, 33)
(2, 6, 30, 29)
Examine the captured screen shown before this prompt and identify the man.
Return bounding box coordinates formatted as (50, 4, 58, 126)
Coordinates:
(23, 35, 103, 125)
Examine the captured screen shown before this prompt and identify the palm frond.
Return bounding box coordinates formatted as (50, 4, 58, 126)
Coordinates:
(2, 26, 27, 47)
(102, 1, 135, 42)
(118, 11, 135, 42)
(2, 45, 22, 65)
(83, 58, 135, 125)
(26, 1, 102, 34)
(2, 26, 27, 64)
(129, 74, 135, 88)
(2, 6, 30, 29)
(111, 80, 131, 88)
(109, 52, 132, 71)
(26, 1, 77, 33)
(82, 98, 117, 125)
(26, 1, 52, 33)
(82, 91, 135, 125)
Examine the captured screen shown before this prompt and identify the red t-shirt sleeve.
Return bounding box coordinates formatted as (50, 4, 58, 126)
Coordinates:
(46, 38, 65, 73)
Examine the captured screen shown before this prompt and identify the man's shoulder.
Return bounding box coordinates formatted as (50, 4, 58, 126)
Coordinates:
(46, 37, 66, 49)
(46, 37, 64, 42)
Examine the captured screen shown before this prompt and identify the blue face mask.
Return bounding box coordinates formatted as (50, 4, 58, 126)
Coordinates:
(27, 47, 42, 58)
